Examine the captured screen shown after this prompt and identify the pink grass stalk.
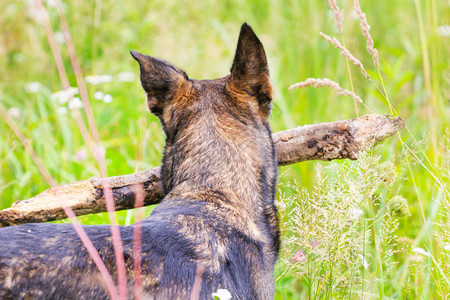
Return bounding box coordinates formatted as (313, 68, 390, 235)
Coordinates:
(51, 1, 128, 297)
(289, 78, 363, 103)
(132, 184, 146, 300)
(189, 263, 205, 300)
(354, 0, 379, 67)
(102, 181, 128, 300)
(53, 0, 101, 148)
(0, 106, 119, 300)
(328, 0, 344, 33)
(34, 1, 127, 298)
(33, 0, 95, 151)
(62, 206, 120, 300)
(320, 32, 372, 80)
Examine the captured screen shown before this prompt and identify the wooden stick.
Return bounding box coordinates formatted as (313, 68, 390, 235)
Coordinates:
(0, 114, 404, 227)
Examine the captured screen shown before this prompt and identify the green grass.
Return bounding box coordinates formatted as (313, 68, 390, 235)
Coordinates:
(0, 0, 449, 298)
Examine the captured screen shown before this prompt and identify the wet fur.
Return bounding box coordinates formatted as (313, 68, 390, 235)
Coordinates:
(0, 23, 279, 299)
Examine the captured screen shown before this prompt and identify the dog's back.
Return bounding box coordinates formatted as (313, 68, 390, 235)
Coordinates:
(0, 23, 279, 299)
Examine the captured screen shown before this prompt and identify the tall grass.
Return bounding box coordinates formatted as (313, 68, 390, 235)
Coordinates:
(0, 0, 448, 298)
(277, 150, 406, 298)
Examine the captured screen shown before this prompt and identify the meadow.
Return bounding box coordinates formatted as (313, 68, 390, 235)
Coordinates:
(0, 0, 449, 298)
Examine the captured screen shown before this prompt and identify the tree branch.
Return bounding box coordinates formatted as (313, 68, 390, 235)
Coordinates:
(0, 114, 404, 227)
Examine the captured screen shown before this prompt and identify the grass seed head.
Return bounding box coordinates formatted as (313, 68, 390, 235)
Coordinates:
(354, 0, 380, 67)
(319, 32, 372, 80)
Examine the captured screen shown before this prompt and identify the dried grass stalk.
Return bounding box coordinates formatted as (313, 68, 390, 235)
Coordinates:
(320, 32, 372, 80)
(354, 0, 379, 67)
(289, 78, 363, 103)
(328, 0, 344, 33)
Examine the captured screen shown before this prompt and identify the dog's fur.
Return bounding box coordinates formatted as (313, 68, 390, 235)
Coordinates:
(0, 23, 279, 299)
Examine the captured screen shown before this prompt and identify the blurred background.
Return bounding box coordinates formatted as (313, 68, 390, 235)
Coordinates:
(0, 0, 449, 298)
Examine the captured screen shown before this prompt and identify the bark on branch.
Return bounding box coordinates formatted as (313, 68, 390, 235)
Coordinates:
(0, 114, 404, 227)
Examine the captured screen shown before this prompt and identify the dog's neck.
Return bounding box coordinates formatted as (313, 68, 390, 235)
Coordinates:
(161, 111, 276, 213)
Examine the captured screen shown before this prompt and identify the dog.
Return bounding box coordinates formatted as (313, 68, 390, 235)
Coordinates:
(0, 23, 279, 299)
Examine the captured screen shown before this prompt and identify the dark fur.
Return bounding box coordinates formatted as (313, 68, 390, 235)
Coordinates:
(0, 23, 279, 299)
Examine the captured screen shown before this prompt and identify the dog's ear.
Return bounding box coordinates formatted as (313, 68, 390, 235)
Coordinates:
(227, 23, 272, 111)
(130, 50, 188, 116)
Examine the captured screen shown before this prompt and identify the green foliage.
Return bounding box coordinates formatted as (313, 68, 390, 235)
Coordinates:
(277, 151, 405, 298)
(0, 0, 448, 298)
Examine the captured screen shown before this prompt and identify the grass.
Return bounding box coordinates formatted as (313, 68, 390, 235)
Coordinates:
(0, 0, 449, 298)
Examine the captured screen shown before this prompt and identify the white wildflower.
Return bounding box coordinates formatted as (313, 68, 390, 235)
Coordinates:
(25, 82, 42, 93)
(25, 1, 40, 22)
(85, 75, 113, 85)
(103, 94, 113, 103)
(118, 72, 135, 82)
(412, 247, 430, 257)
(8, 107, 21, 118)
(68, 97, 83, 109)
(444, 244, 450, 251)
(54, 31, 65, 44)
(437, 25, 450, 37)
(350, 208, 364, 219)
(94, 91, 105, 100)
(57, 106, 68, 115)
(51, 87, 79, 104)
(45, 0, 57, 8)
(212, 288, 231, 300)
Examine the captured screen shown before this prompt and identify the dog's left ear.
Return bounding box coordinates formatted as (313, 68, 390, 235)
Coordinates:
(227, 23, 273, 111)
(130, 50, 188, 117)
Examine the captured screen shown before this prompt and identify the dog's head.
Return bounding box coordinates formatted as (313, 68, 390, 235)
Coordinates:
(131, 23, 276, 195)
(131, 23, 273, 138)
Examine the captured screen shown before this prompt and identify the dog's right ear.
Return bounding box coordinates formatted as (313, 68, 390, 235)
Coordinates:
(227, 23, 273, 116)
(130, 50, 188, 116)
